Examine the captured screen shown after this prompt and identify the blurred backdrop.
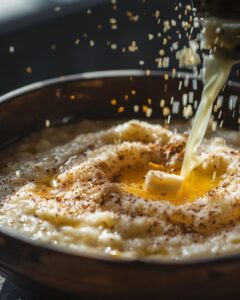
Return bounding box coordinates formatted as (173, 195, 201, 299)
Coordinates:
(0, 0, 238, 96)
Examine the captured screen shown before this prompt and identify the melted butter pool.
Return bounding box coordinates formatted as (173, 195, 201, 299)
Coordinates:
(119, 162, 224, 205)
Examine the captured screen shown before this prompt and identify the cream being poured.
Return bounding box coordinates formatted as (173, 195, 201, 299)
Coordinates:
(181, 53, 233, 177)
(181, 18, 238, 178)
(145, 17, 238, 194)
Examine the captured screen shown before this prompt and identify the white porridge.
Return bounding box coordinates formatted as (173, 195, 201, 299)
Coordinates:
(0, 120, 239, 260)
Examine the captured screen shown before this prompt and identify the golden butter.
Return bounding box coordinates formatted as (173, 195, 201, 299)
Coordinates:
(120, 162, 223, 205)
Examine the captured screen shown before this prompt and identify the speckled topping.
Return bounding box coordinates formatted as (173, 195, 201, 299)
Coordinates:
(0, 120, 239, 260)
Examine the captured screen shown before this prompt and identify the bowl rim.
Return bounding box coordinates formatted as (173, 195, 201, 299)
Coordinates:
(0, 69, 191, 103)
(0, 69, 240, 268)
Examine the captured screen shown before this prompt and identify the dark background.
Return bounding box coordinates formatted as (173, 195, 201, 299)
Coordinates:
(0, 0, 200, 96)
(0, 0, 239, 97)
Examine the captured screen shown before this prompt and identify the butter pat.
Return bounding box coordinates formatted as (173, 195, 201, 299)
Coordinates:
(144, 170, 183, 194)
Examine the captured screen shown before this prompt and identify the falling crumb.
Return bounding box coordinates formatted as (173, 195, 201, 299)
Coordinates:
(176, 46, 200, 68)
(163, 57, 170, 68)
(163, 107, 171, 116)
(172, 101, 180, 114)
(111, 99, 117, 105)
(69, 95, 76, 101)
(167, 115, 171, 124)
(26, 67, 32, 74)
(172, 68, 177, 77)
(164, 74, 169, 80)
(182, 93, 188, 106)
(142, 105, 149, 113)
(160, 99, 165, 108)
(172, 42, 179, 50)
(146, 107, 152, 118)
(131, 89, 136, 96)
(111, 44, 118, 50)
(109, 18, 117, 24)
(146, 69, 151, 76)
(228, 95, 238, 110)
(109, 18, 118, 30)
(148, 34, 154, 40)
(134, 105, 139, 113)
(126, 11, 139, 22)
(183, 104, 193, 118)
(155, 10, 160, 19)
(9, 46, 15, 53)
(188, 91, 194, 104)
(163, 20, 171, 32)
(156, 58, 163, 68)
(45, 120, 51, 127)
(171, 19, 176, 26)
(128, 41, 138, 52)
(192, 79, 198, 91)
(159, 49, 165, 56)
(118, 106, 125, 113)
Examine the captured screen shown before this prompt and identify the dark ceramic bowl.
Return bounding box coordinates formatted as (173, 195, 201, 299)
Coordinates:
(0, 70, 239, 300)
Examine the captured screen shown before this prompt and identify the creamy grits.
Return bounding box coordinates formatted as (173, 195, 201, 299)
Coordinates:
(0, 120, 239, 260)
